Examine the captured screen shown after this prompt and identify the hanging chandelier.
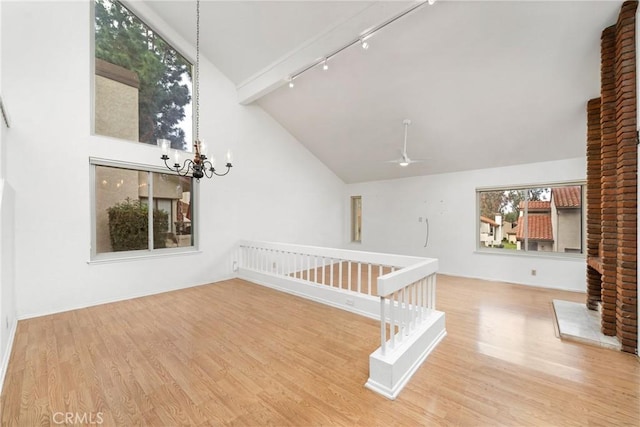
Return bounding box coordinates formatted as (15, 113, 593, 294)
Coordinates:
(160, 0, 232, 180)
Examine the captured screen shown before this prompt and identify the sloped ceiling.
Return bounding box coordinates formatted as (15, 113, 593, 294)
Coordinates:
(145, 0, 623, 183)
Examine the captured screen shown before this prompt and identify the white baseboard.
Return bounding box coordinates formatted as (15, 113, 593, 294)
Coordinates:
(0, 318, 18, 395)
(17, 276, 235, 321)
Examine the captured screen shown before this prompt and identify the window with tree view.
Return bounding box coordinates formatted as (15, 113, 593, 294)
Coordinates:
(478, 184, 584, 254)
(94, 0, 192, 151)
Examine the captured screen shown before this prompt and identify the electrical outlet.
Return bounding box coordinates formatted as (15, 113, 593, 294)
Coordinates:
(531, 269, 537, 276)
(418, 217, 423, 222)
(346, 298, 354, 306)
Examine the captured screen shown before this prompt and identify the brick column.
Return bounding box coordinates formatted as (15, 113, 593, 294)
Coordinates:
(586, 97, 602, 310)
(614, 0, 638, 353)
(600, 25, 617, 336)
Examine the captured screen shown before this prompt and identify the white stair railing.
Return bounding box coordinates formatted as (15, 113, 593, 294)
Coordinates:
(238, 240, 421, 300)
(235, 240, 446, 400)
(377, 260, 438, 356)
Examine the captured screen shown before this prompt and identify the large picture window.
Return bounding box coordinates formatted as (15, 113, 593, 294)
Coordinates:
(94, 0, 193, 151)
(91, 160, 195, 259)
(477, 183, 584, 255)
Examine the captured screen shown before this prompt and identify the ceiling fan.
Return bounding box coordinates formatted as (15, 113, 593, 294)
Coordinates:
(386, 119, 426, 167)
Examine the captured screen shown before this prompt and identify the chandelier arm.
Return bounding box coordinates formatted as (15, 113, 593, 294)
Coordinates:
(202, 160, 214, 178)
(171, 158, 195, 177)
(212, 163, 233, 177)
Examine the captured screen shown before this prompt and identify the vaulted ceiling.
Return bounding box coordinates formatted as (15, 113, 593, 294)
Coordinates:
(145, 0, 623, 183)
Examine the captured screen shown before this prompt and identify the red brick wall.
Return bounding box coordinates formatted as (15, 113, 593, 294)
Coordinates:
(586, 97, 602, 310)
(614, 0, 638, 353)
(587, 1, 638, 354)
(599, 25, 618, 337)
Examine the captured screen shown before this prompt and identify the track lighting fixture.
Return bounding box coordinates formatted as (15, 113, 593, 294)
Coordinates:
(285, 0, 435, 89)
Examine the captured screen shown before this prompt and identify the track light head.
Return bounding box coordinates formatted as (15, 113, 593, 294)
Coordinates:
(428, 0, 437, 5)
(360, 38, 369, 50)
(288, 77, 294, 88)
(322, 59, 329, 71)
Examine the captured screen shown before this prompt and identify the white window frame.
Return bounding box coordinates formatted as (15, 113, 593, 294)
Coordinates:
(89, 157, 199, 263)
(476, 181, 586, 259)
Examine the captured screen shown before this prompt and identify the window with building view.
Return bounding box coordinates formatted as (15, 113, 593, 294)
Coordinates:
(94, 0, 193, 151)
(92, 162, 195, 259)
(477, 184, 584, 255)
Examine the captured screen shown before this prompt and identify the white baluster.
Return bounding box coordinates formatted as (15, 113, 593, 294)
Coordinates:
(380, 297, 387, 356)
(348, 261, 352, 291)
(411, 281, 420, 329)
(390, 291, 396, 350)
(431, 274, 436, 309)
(339, 261, 343, 289)
(404, 287, 409, 337)
(253, 247, 257, 271)
(357, 262, 362, 294)
(321, 258, 325, 285)
(314, 256, 318, 283)
(418, 279, 425, 322)
(330, 260, 334, 287)
(368, 264, 372, 295)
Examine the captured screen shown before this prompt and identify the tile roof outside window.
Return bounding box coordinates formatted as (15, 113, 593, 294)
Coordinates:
(516, 214, 554, 241)
(518, 201, 551, 211)
(552, 186, 582, 208)
(480, 216, 499, 227)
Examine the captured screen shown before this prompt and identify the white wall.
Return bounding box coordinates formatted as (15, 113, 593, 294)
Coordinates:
(0, 0, 17, 391)
(344, 157, 587, 292)
(0, 181, 16, 382)
(1, 1, 345, 319)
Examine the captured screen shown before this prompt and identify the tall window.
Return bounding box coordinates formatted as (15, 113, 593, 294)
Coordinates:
(94, 0, 193, 151)
(351, 196, 362, 242)
(92, 161, 195, 259)
(477, 184, 584, 255)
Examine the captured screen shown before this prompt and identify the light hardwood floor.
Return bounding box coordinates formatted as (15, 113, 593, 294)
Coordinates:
(1, 275, 638, 426)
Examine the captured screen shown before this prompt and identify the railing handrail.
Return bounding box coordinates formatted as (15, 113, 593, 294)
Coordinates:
(238, 239, 429, 268)
(377, 258, 438, 297)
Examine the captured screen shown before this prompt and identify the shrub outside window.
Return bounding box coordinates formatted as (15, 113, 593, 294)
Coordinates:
(477, 184, 584, 255)
(92, 161, 195, 260)
(94, 0, 193, 151)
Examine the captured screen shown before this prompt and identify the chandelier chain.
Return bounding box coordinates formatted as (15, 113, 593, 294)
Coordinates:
(195, 0, 200, 142)
(159, 0, 232, 180)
